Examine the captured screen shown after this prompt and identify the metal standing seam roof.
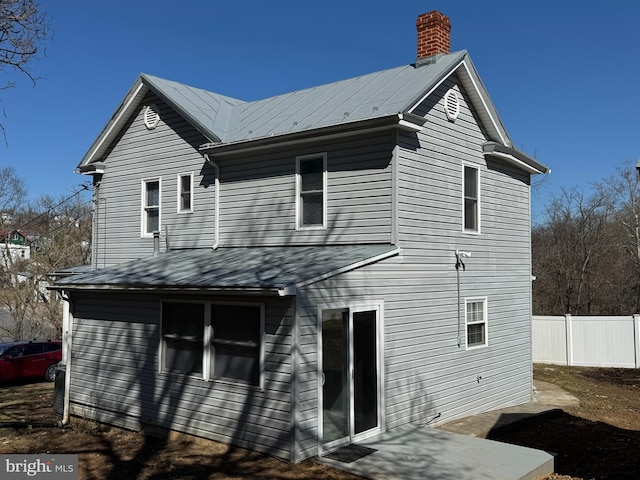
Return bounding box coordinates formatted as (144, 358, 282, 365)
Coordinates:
(142, 51, 468, 145)
(78, 49, 548, 172)
(52, 245, 400, 295)
(79, 50, 493, 166)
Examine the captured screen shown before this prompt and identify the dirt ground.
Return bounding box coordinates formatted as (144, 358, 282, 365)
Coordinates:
(492, 365, 640, 480)
(0, 364, 638, 479)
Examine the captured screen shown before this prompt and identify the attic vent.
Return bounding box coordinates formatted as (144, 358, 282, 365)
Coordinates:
(444, 89, 460, 121)
(144, 104, 160, 130)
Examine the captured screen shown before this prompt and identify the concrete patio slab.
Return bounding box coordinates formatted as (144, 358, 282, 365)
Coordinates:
(321, 424, 554, 480)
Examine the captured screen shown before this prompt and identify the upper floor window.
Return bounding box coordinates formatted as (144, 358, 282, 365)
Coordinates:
(142, 178, 160, 236)
(465, 297, 488, 349)
(296, 153, 327, 228)
(178, 173, 193, 213)
(463, 165, 480, 233)
(161, 301, 264, 387)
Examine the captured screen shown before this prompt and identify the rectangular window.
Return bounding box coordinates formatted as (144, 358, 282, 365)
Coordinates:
(296, 154, 327, 228)
(161, 301, 264, 387)
(178, 173, 193, 213)
(211, 304, 261, 385)
(142, 178, 161, 236)
(463, 165, 479, 233)
(465, 298, 487, 348)
(162, 302, 204, 374)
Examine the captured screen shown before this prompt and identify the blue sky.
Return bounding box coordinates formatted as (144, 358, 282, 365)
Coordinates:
(1, 1, 639, 222)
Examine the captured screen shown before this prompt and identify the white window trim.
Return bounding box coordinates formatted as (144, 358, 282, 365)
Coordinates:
(462, 163, 481, 234)
(159, 299, 265, 389)
(141, 177, 161, 238)
(295, 153, 327, 230)
(177, 172, 194, 214)
(465, 296, 488, 350)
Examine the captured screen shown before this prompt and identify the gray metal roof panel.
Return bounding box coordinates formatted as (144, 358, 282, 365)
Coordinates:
(229, 52, 467, 142)
(53, 245, 398, 291)
(141, 74, 246, 142)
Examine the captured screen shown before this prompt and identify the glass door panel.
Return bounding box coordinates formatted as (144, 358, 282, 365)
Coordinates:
(321, 309, 349, 445)
(353, 310, 378, 435)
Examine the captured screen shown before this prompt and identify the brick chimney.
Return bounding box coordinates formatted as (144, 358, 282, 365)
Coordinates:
(416, 11, 451, 61)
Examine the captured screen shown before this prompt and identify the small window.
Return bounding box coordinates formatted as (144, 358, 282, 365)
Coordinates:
(142, 178, 161, 236)
(178, 173, 193, 213)
(465, 298, 487, 348)
(160, 301, 264, 387)
(296, 154, 327, 228)
(463, 165, 479, 233)
(162, 302, 204, 374)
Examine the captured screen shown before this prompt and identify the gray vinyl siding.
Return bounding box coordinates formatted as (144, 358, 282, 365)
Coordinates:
(94, 92, 215, 267)
(292, 76, 533, 460)
(388, 75, 532, 425)
(95, 95, 394, 266)
(68, 292, 295, 460)
(215, 131, 394, 247)
(81, 71, 535, 462)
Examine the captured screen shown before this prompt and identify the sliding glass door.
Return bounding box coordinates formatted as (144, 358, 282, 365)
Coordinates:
(320, 305, 381, 450)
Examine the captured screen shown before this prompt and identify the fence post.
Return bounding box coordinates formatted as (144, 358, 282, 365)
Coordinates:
(634, 314, 640, 369)
(565, 313, 573, 366)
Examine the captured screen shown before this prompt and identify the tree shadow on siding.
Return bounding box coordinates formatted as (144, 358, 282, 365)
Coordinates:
(71, 144, 403, 478)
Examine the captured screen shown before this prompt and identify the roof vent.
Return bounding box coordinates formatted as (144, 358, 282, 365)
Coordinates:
(144, 104, 160, 130)
(444, 89, 460, 121)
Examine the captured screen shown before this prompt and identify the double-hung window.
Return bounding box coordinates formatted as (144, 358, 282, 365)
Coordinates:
(465, 298, 487, 348)
(296, 154, 327, 228)
(142, 178, 161, 236)
(463, 165, 479, 233)
(178, 173, 193, 213)
(161, 301, 264, 387)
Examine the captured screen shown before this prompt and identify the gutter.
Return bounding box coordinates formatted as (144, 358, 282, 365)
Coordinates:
(482, 142, 550, 175)
(199, 113, 426, 156)
(48, 284, 286, 296)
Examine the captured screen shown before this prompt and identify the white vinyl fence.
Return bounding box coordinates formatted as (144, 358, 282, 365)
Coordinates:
(533, 314, 640, 368)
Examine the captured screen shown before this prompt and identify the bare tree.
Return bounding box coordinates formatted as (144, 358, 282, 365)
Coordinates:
(0, 0, 49, 140)
(598, 161, 640, 312)
(533, 187, 615, 315)
(0, 0, 49, 86)
(0, 185, 91, 341)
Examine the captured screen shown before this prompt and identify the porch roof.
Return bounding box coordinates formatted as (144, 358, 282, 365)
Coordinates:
(51, 245, 400, 296)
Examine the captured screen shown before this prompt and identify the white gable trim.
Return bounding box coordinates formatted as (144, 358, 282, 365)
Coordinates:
(81, 81, 146, 166)
(407, 56, 509, 147)
(456, 59, 508, 145)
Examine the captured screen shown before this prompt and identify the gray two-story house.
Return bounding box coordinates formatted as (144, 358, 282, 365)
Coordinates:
(53, 11, 549, 462)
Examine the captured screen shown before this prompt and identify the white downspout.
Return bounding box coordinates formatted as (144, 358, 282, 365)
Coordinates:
(203, 153, 220, 249)
(60, 290, 74, 425)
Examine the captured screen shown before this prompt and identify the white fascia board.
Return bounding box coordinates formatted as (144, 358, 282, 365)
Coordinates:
(483, 150, 549, 175)
(456, 59, 509, 146)
(407, 58, 466, 115)
(80, 81, 146, 167)
(278, 247, 402, 295)
(406, 56, 510, 147)
(482, 142, 550, 175)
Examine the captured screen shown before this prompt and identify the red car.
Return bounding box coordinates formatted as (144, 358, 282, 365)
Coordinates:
(0, 340, 62, 383)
